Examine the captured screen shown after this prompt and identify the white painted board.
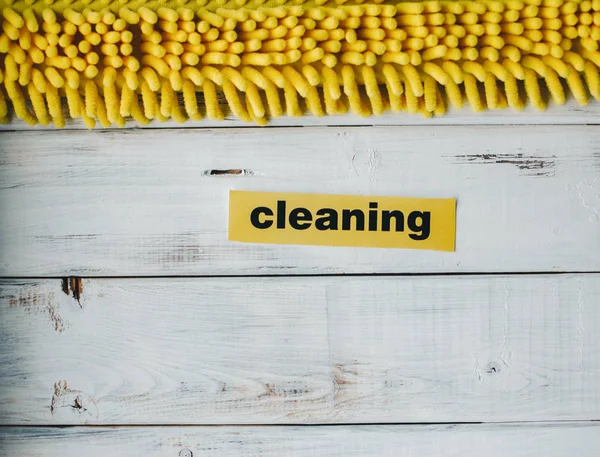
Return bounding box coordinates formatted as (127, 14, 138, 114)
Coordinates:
(1, 423, 599, 457)
(1, 98, 600, 130)
(1, 126, 599, 276)
(1, 274, 598, 425)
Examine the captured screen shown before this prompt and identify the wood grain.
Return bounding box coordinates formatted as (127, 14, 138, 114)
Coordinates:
(1, 98, 600, 130)
(1, 126, 600, 276)
(1, 274, 598, 425)
(1, 423, 599, 457)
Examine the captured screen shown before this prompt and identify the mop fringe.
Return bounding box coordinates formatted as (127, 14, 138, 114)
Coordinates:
(1, 0, 600, 126)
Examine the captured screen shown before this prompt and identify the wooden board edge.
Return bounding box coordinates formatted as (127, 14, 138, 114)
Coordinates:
(0, 423, 599, 457)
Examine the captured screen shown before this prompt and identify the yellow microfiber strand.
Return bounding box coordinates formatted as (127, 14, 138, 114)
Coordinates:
(1, 0, 600, 127)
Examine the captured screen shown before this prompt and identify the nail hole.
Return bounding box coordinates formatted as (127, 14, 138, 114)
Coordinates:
(486, 362, 500, 374)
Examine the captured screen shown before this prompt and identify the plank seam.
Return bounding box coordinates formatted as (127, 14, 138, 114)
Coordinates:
(2, 271, 600, 280)
(1, 420, 599, 428)
(3, 123, 600, 134)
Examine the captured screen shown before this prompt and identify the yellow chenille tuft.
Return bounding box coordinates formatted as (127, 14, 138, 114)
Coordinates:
(1, 0, 600, 127)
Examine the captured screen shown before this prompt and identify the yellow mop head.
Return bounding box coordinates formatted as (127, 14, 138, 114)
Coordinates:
(1, 0, 599, 127)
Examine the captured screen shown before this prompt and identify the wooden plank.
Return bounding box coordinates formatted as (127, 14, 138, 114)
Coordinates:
(1, 274, 598, 425)
(1, 126, 599, 276)
(0, 423, 599, 457)
(1, 98, 600, 130)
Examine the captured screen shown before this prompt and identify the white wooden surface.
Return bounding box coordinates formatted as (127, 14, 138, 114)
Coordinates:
(1, 98, 600, 130)
(2, 99, 599, 454)
(1, 423, 599, 457)
(1, 274, 598, 425)
(1, 126, 600, 276)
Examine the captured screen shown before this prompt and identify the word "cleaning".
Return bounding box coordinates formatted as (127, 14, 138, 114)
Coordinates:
(250, 200, 431, 240)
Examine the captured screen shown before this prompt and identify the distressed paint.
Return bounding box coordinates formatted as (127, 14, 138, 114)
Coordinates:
(0, 275, 598, 425)
(453, 153, 558, 177)
(1, 126, 600, 276)
(1, 114, 599, 455)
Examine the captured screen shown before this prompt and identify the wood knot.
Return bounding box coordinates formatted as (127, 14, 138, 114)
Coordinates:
(50, 380, 98, 421)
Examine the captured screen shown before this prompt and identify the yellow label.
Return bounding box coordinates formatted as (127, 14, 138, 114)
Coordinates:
(229, 191, 456, 251)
